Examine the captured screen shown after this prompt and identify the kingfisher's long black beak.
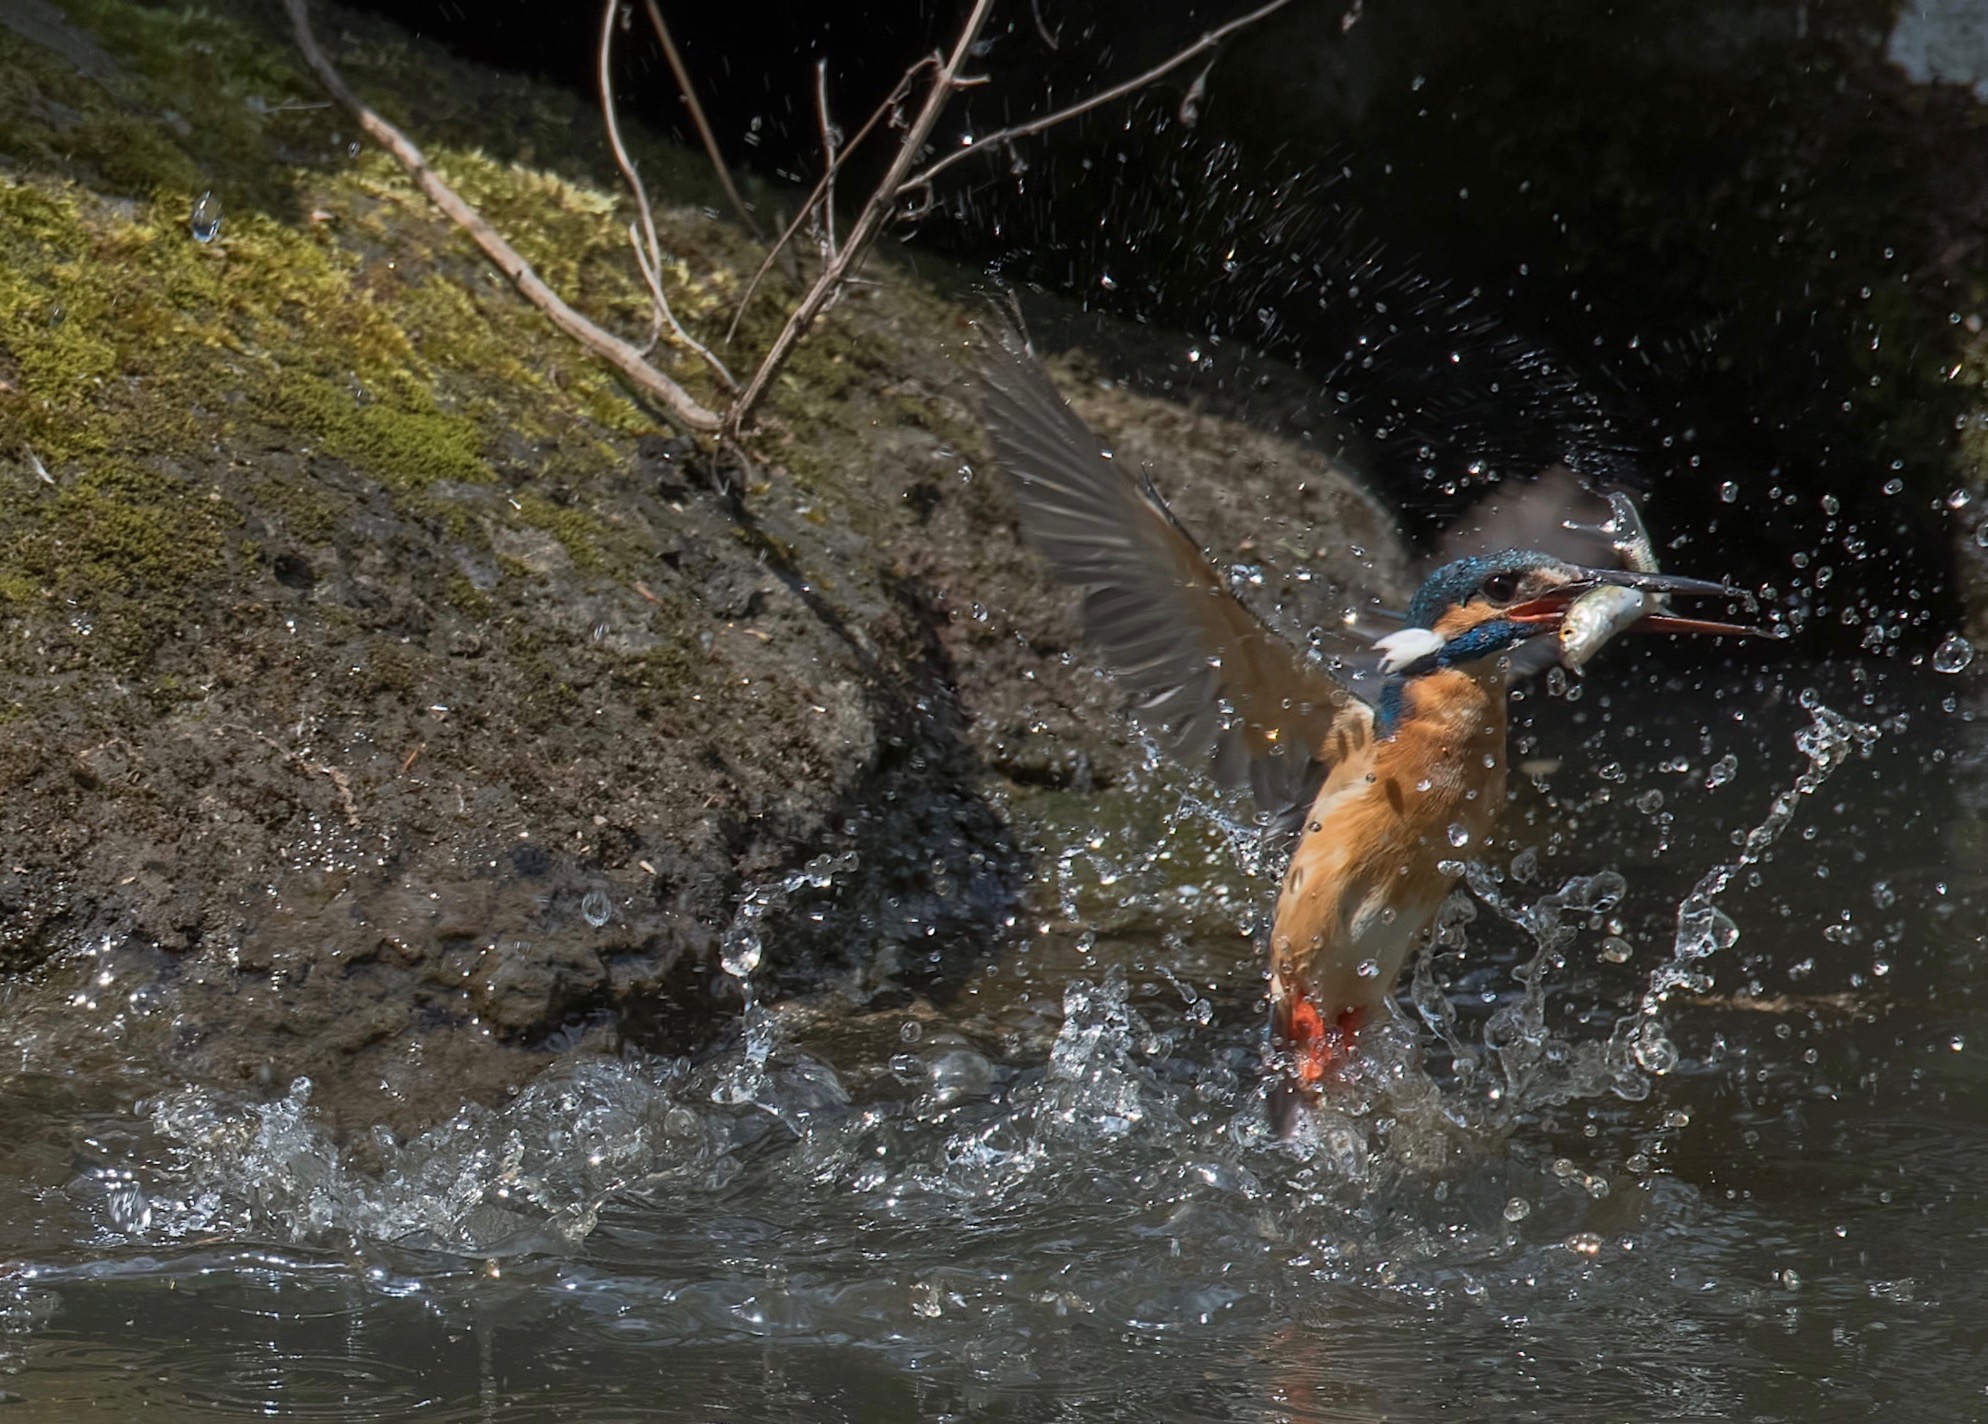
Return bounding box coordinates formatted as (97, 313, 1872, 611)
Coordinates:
(1583, 567, 1759, 609)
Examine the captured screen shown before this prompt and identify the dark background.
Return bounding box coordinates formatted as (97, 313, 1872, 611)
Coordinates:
(346, 0, 1988, 653)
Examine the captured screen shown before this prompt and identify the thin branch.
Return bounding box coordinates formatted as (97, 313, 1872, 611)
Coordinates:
(813, 58, 840, 261)
(629, 222, 737, 387)
(1029, 0, 1062, 51)
(283, 0, 723, 433)
(726, 0, 998, 434)
(599, 0, 737, 388)
(723, 57, 935, 344)
(899, 0, 1296, 196)
(598, 0, 665, 352)
(641, 0, 765, 242)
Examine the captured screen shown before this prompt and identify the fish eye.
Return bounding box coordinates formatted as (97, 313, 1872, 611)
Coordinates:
(1479, 572, 1520, 603)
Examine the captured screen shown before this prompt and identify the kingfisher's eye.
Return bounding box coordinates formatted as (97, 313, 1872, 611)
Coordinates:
(1480, 572, 1520, 602)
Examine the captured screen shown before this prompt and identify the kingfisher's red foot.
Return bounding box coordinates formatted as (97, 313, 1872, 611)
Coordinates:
(1284, 996, 1364, 1085)
(1269, 990, 1365, 1131)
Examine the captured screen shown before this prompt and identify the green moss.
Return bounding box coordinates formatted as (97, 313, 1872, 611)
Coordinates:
(442, 571, 495, 619)
(356, 642, 424, 698)
(511, 491, 612, 574)
(0, 570, 39, 607)
(0, 460, 229, 621)
(249, 474, 351, 543)
(258, 372, 488, 491)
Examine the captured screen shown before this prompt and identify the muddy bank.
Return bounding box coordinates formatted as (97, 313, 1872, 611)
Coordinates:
(0, 0, 1407, 1130)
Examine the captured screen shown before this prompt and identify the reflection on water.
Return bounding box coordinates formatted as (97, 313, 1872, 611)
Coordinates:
(2, 670, 1987, 1419)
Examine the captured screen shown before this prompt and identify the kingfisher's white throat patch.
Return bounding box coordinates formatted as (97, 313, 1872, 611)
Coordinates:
(1372, 627, 1444, 675)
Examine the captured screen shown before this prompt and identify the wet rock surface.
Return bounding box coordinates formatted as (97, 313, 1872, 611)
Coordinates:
(0, 0, 1407, 1131)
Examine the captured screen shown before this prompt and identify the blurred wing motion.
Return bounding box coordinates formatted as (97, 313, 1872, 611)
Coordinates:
(980, 333, 1370, 815)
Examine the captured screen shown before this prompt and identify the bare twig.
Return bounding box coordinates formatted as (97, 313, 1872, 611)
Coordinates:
(628, 222, 737, 387)
(813, 58, 840, 260)
(641, 0, 765, 242)
(599, 0, 737, 388)
(1029, 0, 1062, 50)
(284, 0, 724, 433)
(726, 0, 999, 434)
(899, 0, 1296, 196)
(724, 57, 936, 344)
(598, 0, 665, 352)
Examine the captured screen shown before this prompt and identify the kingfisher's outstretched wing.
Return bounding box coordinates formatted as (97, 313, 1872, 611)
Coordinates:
(980, 333, 1372, 816)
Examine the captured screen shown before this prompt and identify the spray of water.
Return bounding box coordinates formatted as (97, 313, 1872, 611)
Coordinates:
(1607, 691, 1879, 1094)
(1398, 691, 1878, 1140)
(711, 850, 859, 1115)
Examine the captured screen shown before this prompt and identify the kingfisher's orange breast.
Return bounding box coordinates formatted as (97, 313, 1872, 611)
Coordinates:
(1269, 667, 1508, 1023)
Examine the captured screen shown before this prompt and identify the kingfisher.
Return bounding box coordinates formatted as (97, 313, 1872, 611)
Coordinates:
(979, 335, 1761, 1126)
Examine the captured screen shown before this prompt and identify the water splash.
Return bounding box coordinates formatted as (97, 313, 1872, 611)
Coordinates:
(711, 851, 859, 1114)
(135, 1059, 734, 1254)
(1456, 865, 1632, 1111)
(1039, 965, 1153, 1139)
(1608, 692, 1879, 1095)
(1403, 692, 1879, 1130)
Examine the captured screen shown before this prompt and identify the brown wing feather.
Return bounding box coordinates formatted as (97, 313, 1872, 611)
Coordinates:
(980, 332, 1369, 813)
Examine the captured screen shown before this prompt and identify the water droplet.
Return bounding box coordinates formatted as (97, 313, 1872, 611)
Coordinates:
(1976, 522, 1988, 549)
(580, 889, 612, 927)
(924, 1047, 993, 1105)
(1633, 1024, 1679, 1074)
(1882, 477, 1905, 496)
(1355, 958, 1380, 979)
(1932, 633, 1973, 674)
(1951, 1034, 1967, 1052)
(1635, 789, 1665, 814)
(1600, 936, 1632, 964)
(1566, 1232, 1603, 1256)
(1705, 754, 1739, 789)
(1950, 488, 1973, 510)
(721, 938, 760, 980)
(189, 189, 222, 242)
(1503, 1196, 1532, 1223)
(1780, 1267, 1802, 1290)
(102, 1171, 152, 1233)
(1718, 481, 1738, 503)
(900, 1019, 922, 1043)
(1446, 822, 1470, 848)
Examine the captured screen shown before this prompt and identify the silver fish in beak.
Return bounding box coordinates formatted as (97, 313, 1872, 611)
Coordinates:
(1560, 493, 1661, 669)
(1558, 493, 1763, 665)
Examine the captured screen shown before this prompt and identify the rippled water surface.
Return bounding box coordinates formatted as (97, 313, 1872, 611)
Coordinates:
(3, 667, 1986, 1420)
